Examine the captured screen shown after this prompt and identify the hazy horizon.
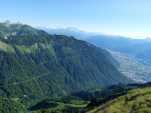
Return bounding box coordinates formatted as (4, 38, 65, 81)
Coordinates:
(1, 20, 151, 40)
(1, 0, 151, 39)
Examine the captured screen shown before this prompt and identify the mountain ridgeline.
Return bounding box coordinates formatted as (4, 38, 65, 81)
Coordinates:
(0, 22, 132, 112)
(45, 28, 151, 63)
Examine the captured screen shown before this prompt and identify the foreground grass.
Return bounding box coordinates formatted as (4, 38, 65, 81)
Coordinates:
(87, 87, 151, 113)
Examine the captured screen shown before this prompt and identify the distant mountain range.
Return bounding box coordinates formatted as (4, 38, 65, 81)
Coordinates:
(41, 27, 98, 39)
(85, 35, 151, 63)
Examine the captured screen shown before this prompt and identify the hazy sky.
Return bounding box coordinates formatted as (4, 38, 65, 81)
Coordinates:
(0, 0, 151, 38)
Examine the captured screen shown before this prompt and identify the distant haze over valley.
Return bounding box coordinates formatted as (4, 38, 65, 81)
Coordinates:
(41, 26, 151, 39)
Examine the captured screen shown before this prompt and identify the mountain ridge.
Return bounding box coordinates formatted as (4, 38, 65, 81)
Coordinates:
(0, 22, 132, 105)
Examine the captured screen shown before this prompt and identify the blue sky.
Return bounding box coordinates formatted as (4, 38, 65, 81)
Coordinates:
(0, 0, 151, 38)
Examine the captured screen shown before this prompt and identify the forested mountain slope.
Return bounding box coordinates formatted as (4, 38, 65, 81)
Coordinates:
(0, 22, 131, 105)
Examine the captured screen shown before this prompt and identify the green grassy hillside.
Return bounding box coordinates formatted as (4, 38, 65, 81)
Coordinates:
(87, 86, 151, 113)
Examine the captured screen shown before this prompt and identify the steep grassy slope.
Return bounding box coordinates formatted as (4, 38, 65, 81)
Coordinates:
(0, 22, 132, 112)
(87, 85, 151, 113)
